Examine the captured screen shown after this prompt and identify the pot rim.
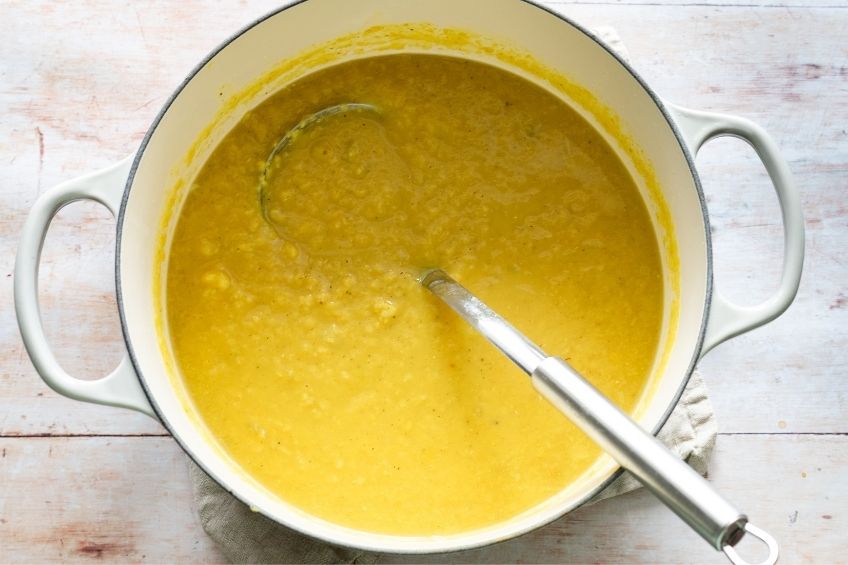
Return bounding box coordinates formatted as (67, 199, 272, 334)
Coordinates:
(115, 0, 713, 553)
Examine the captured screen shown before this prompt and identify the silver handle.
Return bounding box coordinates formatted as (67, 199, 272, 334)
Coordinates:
(422, 269, 777, 565)
(533, 357, 744, 548)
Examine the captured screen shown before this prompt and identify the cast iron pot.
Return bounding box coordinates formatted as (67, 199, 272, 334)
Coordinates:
(15, 0, 804, 555)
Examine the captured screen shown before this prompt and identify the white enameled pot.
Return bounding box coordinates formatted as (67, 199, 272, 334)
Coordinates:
(15, 0, 804, 554)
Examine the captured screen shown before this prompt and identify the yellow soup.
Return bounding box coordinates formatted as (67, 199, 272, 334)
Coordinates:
(166, 54, 663, 535)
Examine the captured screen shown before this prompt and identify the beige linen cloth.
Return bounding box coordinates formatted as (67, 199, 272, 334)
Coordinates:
(187, 27, 718, 564)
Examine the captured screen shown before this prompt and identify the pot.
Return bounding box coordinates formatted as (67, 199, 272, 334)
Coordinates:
(15, 0, 804, 554)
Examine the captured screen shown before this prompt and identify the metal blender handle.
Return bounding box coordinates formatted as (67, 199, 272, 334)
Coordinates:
(421, 269, 778, 565)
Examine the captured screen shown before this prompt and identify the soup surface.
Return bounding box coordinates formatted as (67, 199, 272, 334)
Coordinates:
(166, 54, 663, 534)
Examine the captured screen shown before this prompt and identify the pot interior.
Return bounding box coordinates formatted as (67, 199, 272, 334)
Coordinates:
(119, 0, 708, 552)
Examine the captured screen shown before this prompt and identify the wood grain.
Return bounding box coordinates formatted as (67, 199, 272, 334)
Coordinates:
(0, 437, 224, 563)
(0, 0, 845, 563)
(549, 3, 848, 434)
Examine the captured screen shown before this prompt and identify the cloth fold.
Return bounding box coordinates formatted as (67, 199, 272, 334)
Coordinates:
(187, 27, 717, 564)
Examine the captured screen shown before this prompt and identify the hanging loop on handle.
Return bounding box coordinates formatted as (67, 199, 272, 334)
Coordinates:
(723, 522, 780, 565)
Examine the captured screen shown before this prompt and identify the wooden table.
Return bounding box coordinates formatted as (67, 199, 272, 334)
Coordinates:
(1, 1, 845, 562)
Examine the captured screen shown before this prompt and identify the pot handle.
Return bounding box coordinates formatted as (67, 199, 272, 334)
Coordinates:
(14, 156, 156, 418)
(665, 103, 804, 357)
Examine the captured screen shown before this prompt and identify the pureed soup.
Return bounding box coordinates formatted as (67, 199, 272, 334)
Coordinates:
(165, 54, 663, 534)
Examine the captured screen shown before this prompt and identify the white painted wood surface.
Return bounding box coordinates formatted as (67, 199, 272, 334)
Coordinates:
(1, 0, 845, 562)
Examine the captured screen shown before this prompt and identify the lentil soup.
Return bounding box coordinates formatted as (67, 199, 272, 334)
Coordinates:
(165, 54, 664, 534)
